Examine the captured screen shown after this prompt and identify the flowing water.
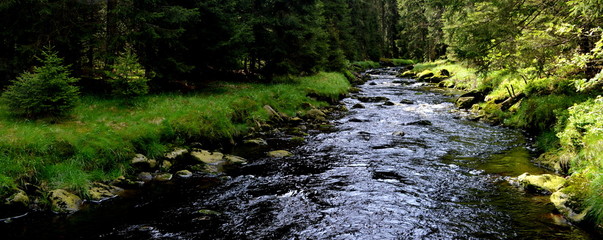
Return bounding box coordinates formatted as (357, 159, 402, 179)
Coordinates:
(2, 68, 597, 239)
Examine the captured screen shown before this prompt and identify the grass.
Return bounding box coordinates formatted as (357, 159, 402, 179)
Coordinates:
(412, 59, 603, 225)
(0, 72, 350, 196)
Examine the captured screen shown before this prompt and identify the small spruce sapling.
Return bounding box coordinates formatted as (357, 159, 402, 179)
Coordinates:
(105, 49, 150, 99)
(1, 49, 79, 118)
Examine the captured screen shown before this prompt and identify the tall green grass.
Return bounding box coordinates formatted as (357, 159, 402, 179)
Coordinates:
(0, 72, 350, 196)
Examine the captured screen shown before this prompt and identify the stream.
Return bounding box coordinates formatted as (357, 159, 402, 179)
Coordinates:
(1, 68, 596, 239)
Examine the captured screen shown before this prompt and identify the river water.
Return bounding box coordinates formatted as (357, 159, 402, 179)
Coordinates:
(2, 68, 596, 239)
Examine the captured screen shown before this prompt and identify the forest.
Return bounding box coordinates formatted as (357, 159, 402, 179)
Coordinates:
(1, 0, 603, 235)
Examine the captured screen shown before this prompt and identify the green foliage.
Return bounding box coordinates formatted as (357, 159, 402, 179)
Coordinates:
(1, 49, 79, 118)
(0, 72, 349, 195)
(105, 50, 150, 99)
(351, 61, 381, 71)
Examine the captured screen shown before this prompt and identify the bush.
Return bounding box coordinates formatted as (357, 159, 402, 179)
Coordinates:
(1, 49, 79, 118)
(105, 50, 150, 99)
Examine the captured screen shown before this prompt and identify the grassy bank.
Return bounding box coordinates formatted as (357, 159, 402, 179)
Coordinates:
(0, 72, 350, 197)
(409, 60, 603, 225)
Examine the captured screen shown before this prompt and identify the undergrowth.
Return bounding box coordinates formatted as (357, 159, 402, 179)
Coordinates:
(0, 72, 350, 196)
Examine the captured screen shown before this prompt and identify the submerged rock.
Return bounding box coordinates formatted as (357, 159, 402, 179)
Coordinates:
(352, 103, 365, 109)
(267, 150, 293, 158)
(550, 190, 589, 223)
(49, 189, 82, 213)
(405, 120, 433, 126)
(383, 101, 396, 106)
(191, 150, 225, 164)
(392, 131, 406, 136)
(399, 99, 414, 105)
(517, 173, 566, 194)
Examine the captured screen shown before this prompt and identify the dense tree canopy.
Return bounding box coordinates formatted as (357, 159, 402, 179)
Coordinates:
(0, 0, 400, 89)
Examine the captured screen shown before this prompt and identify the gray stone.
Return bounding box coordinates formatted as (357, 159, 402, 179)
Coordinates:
(137, 172, 153, 182)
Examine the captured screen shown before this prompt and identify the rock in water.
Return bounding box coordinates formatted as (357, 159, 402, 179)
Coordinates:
(164, 148, 188, 160)
(49, 189, 82, 213)
(225, 155, 247, 164)
(455, 96, 477, 109)
(352, 103, 365, 109)
(176, 170, 193, 178)
(191, 150, 225, 164)
(88, 183, 123, 201)
(267, 150, 293, 158)
(550, 190, 589, 223)
(154, 173, 173, 182)
(243, 139, 268, 146)
(517, 173, 566, 194)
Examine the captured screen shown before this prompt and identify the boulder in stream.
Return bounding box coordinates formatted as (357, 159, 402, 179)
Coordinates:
(49, 189, 82, 213)
(267, 150, 293, 158)
(88, 183, 123, 201)
(517, 173, 566, 194)
(550, 190, 589, 223)
(191, 150, 225, 164)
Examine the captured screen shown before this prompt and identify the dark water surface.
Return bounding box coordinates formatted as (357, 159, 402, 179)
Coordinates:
(2, 68, 596, 239)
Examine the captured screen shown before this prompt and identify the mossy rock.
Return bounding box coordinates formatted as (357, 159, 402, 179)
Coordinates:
(4, 189, 29, 208)
(416, 70, 434, 81)
(191, 150, 225, 164)
(243, 139, 268, 146)
(224, 154, 247, 164)
(131, 154, 157, 170)
(49, 189, 82, 213)
(164, 148, 188, 160)
(305, 109, 327, 122)
(397, 70, 416, 78)
(517, 173, 566, 194)
(550, 190, 589, 223)
(154, 173, 173, 182)
(267, 150, 293, 158)
(176, 170, 193, 178)
(88, 183, 123, 201)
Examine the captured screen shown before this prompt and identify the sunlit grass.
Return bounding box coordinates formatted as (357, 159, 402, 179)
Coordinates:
(0, 72, 349, 196)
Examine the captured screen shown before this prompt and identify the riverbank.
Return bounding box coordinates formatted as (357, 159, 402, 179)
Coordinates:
(401, 60, 603, 229)
(0, 72, 351, 215)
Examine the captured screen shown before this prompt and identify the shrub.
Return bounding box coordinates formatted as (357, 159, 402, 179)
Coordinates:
(105, 50, 150, 99)
(1, 49, 79, 118)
